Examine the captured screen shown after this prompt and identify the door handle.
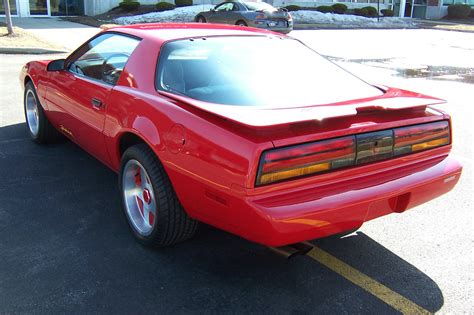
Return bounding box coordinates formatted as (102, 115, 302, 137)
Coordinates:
(91, 98, 103, 109)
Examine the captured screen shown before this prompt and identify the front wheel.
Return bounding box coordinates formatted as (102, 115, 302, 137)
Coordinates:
(196, 15, 206, 23)
(236, 20, 248, 26)
(119, 144, 199, 247)
(24, 81, 61, 144)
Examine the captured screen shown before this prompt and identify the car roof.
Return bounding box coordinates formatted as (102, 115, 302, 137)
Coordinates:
(107, 23, 282, 42)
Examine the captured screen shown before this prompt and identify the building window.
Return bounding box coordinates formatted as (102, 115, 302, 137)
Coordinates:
(51, 0, 85, 16)
(443, 0, 474, 5)
(29, 0, 48, 15)
(0, 0, 17, 15)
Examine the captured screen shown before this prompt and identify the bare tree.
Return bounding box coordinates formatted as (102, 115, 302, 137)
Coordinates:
(3, 0, 14, 35)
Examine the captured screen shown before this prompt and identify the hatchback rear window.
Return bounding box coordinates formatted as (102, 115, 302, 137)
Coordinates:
(156, 36, 382, 107)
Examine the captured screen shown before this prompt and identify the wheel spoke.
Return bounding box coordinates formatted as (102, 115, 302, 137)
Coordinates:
(136, 195, 144, 216)
(124, 187, 140, 198)
(143, 204, 151, 226)
(139, 167, 149, 189)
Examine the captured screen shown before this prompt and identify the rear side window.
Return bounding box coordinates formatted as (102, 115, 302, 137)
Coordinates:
(215, 2, 235, 11)
(156, 36, 382, 107)
(68, 33, 140, 85)
(243, 2, 277, 11)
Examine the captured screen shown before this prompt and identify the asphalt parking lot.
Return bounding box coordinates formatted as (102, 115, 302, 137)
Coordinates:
(0, 29, 473, 313)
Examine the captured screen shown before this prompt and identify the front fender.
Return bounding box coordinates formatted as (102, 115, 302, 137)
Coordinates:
(22, 60, 52, 110)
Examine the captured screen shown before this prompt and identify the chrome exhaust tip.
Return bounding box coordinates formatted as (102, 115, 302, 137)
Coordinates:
(268, 242, 313, 259)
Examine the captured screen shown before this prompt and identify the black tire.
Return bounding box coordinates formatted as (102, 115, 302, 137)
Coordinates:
(196, 15, 206, 23)
(24, 81, 61, 144)
(119, 144, 199, 247)
(236, 20, 247, 26)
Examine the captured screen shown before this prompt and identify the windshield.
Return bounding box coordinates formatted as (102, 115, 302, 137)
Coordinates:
(243, 2, 277, 11)
(156, 36, 383, 107)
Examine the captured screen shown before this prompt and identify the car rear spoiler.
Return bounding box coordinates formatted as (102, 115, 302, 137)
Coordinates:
(157, 87, 446, 129)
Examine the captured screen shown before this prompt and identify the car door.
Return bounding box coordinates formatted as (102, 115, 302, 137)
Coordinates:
(208, 2, 236, 24)
(46, 33, 140, 164)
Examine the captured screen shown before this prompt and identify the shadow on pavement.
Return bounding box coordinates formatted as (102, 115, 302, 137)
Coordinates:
(0, 122, 444, 313)
(11, 17, 96, 30)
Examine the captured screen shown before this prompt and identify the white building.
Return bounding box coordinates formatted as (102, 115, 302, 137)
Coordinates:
(0, 0, 158, 16)
(0, 0, 472, 19)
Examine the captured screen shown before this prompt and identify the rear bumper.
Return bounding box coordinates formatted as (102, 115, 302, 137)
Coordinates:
(170, 151, 462, 247)
(251, 21, 293, 34)
(240, 155, 462, 246)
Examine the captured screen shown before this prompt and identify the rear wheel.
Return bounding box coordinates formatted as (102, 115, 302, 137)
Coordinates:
(236, 20, 247, 26)
(196, 15, 206, 23)
(119, 144, 199, 247)
(24, 81, 61, 144)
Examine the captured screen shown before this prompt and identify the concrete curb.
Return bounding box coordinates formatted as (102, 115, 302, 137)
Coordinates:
(292, 22, 474, 32)
(0, 47, 68, 55)
(293, 23, 419, 30)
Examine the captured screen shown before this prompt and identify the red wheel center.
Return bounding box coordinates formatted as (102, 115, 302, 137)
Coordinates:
(143, 189, 152, 204)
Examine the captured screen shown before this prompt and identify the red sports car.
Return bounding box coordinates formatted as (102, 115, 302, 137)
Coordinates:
(20, 23, 462, 249)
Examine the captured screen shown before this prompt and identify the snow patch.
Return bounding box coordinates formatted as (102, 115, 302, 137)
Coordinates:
(291, 10, 414, 27)
(114, 5, 415, 28)
(114, 5, 214, 24)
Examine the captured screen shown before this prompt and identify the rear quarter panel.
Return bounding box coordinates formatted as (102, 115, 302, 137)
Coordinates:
(105, 87, 273, 220)
(104, 37, 273, 220)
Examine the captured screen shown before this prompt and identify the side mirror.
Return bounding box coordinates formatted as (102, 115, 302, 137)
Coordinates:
(47, 59, 66, 72)
(211, 8, 215, 12)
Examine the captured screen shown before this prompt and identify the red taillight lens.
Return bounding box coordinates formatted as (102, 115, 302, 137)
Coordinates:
(394, 121, 450, 156)
(256, 121, 451, 186)
(256, 136, 355, 185)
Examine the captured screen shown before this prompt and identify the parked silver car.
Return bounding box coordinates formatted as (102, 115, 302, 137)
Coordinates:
(195, 1, 293, 34)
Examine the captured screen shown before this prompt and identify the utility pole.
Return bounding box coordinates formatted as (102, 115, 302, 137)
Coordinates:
(377, 0, 380, 22)
(3, 0, 14, 35)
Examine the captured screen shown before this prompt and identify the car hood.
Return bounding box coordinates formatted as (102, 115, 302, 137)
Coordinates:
(159, 87, 445, 128)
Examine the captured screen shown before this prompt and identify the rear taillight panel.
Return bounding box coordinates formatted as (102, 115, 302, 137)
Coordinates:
(394, 121, 450, 156)
(356, 130, 393, 164)
(256, 121, 451, 186)
(257, 136, 355, 186)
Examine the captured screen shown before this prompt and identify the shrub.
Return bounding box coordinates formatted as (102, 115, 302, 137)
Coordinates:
(300, 6, 318, 11)
(316, 5, 334, 13)
(156, 1, 175, 11)
(284, 5, 301, 11)
(354, 7, 369, 16)
(363, 6, 379, 17)
(381, 8, 394, 16)
(331, 3, 347, 14)
(119, 0, 140, 12)
(175, 0, 193, 7)
(447, 4, 471, 19)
